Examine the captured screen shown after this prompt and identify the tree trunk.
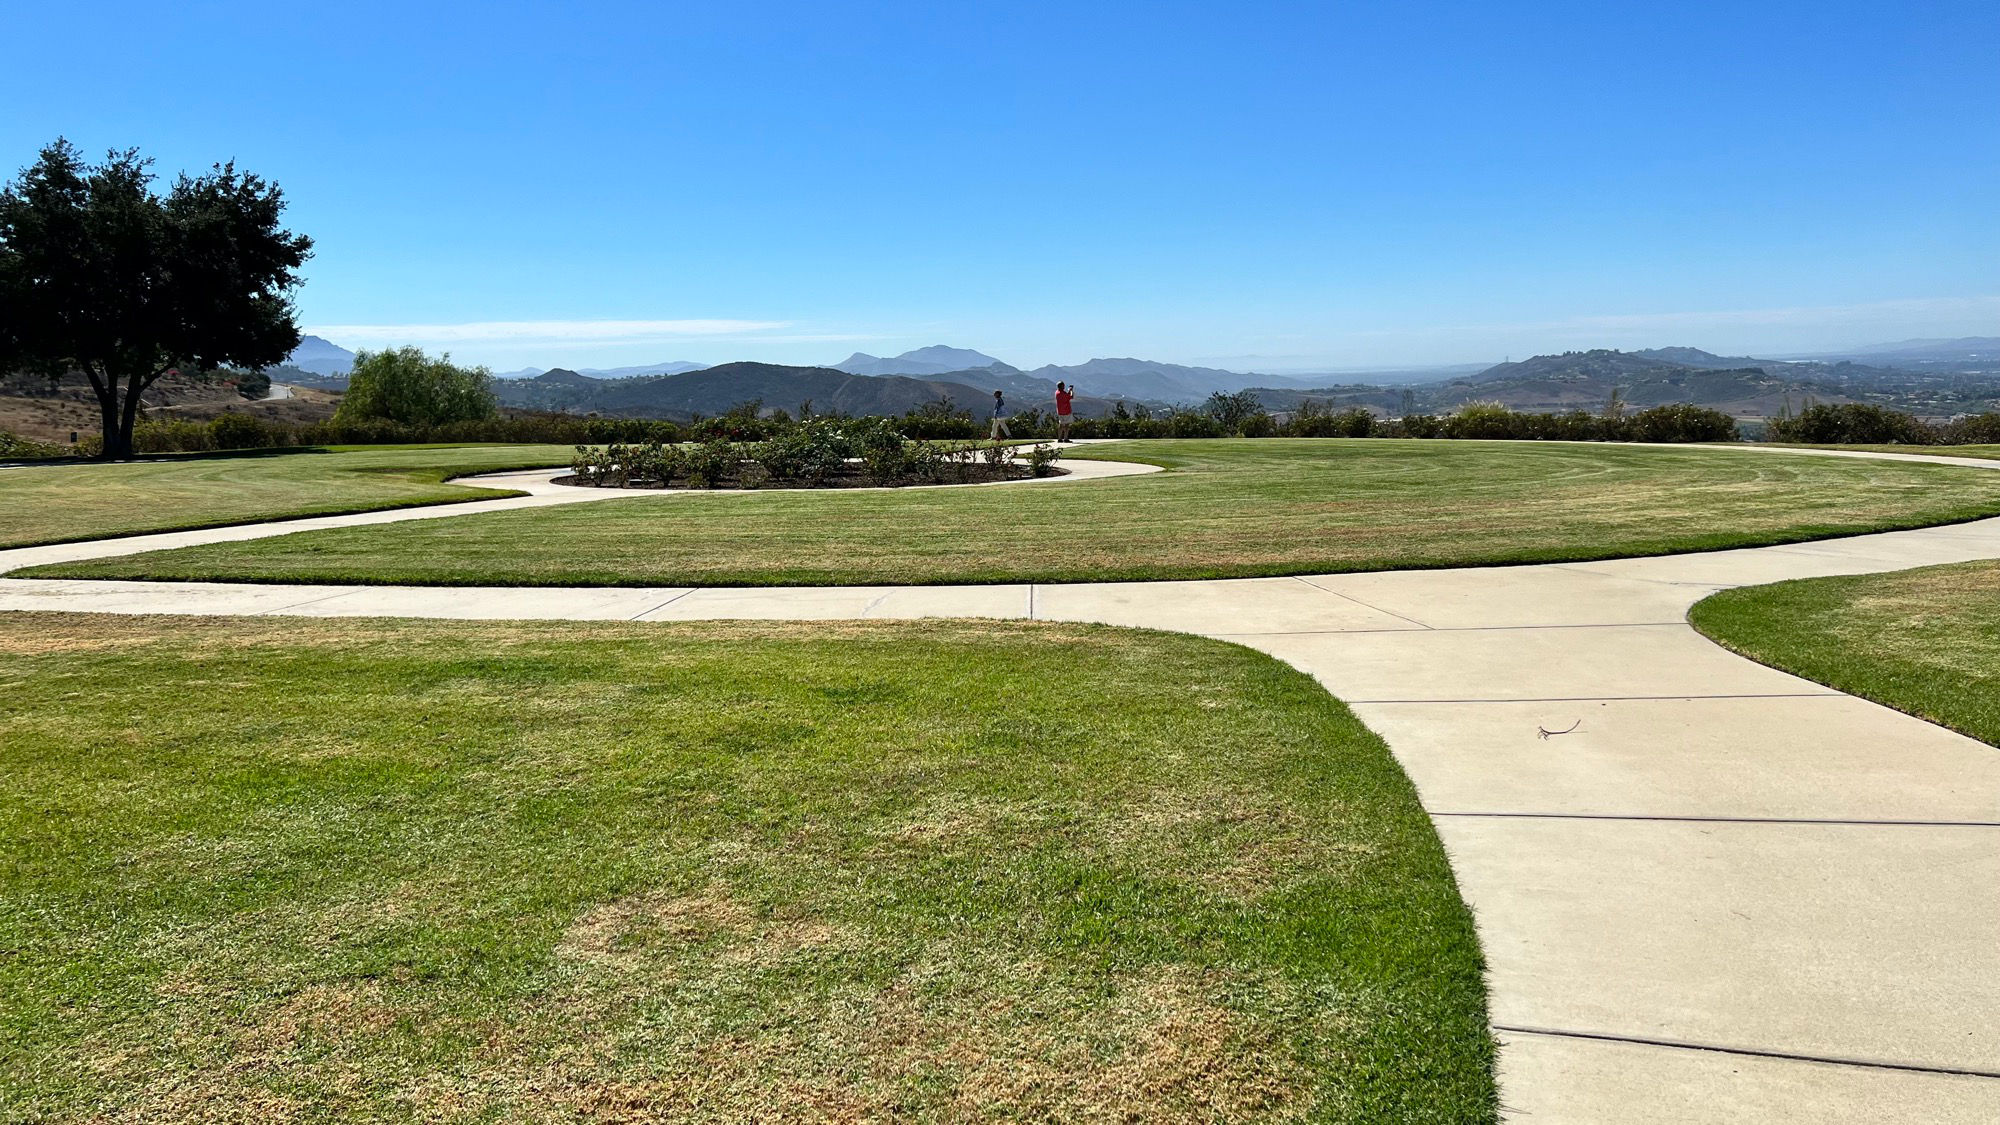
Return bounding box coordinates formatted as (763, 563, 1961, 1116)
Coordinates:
(81, 366, 128, 461)
(82, 364, 153, 460)
(116, 369, 148, 460)
(97, 395, 130, 460)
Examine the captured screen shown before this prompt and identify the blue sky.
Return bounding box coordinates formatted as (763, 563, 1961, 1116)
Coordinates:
(5, 0, 1997, 371)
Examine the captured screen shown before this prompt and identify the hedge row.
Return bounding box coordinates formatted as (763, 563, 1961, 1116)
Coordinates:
(21, 399, 2000, 461)
(1766, 404, 2000, 445)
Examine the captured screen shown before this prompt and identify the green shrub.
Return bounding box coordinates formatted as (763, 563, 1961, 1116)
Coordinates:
(570, 444, 608, 485)
(335, 347, 498, 427)
(132, 418, 217, 452)
(1625, 403, 1738, 443)
(904, 440, 954, 482)
(1237, 411, 1277, 438)
(1394, 414, 1444, 438)
(898, 397, 980, 440)
(0, 429, 71, 460)
(760, 418, 852, 483)
(681, 438, 736, 488)
(1203, 390, 1266, 435)
(229, 369, 272, 400)
(1166, 409, 1224, 438)
(1026, 444, 1062, 477)
(859, 432, 912, 482)
(1284, 401, 1375, 437)
(1941, 412, 2000, 445)
(1767, 403, 1932, 445)
(208, 411, 269, 450)
(1442, 401, 1517, 439)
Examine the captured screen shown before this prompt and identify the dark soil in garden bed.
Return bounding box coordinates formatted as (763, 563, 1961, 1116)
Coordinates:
(554, 463, 1066, 490)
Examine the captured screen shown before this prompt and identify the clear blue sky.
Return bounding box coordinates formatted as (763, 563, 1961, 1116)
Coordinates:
(5, 0, 1997, 371)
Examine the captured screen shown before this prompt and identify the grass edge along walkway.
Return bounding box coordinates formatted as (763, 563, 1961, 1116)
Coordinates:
(0, 444, 577, 550)
(1690, 558, 2000, 749)
(0, 613, 1496, 1122)
(28, 439, 2000, 587)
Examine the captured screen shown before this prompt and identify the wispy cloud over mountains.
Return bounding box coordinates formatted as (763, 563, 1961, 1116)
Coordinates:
(303, 319, 877, 352)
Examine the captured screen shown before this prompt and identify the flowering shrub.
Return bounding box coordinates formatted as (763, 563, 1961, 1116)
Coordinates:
(0, 430, 70, 460)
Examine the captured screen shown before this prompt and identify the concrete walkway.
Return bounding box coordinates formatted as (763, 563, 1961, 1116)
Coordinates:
(4, 445, 1999, 1121)
(0, 441, 1159, 573)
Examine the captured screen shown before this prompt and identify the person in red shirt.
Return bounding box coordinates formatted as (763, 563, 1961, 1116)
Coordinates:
(1054, 381, 1074, 443)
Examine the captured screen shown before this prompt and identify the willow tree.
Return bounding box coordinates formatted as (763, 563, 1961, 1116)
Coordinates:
(0, 140, 311, 459)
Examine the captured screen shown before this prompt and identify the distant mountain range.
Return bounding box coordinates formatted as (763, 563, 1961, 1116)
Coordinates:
(273, 336, 2000, 422)
(831, 346, 1353, 401)
(1247, 346, 2000, 420)
(491, 362, 1122, 420)
(1439, 349, 1841, 416)
(496, 361, 710, 380)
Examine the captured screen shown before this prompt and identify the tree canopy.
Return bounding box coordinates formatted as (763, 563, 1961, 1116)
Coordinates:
(0, 139, 312, 459)
(334, 347, 499, 427)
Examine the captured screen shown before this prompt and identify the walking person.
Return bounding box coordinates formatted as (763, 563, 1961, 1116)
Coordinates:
(1054, 381, 1074, 443)
(989, 389, 1011, 441)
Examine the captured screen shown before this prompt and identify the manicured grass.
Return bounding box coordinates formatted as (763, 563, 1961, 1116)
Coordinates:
(0, 614, 1492, 1122)
(1790, 444, 2000, 461)
(0, 444, 574, 549)
(37, 439, 2000, 587)
(1691, 559, 2000, 748)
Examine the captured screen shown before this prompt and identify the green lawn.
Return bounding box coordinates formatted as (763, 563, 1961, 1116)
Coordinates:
(1691, 559, 2000, 748)
(0, 444, 574, 549)
(1785, 444, 2000, 461)
(35, 439, 2000, 587)
(0, 614, 1491, 1122)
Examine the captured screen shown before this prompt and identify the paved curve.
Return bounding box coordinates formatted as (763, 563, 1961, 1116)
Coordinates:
(4, 444, 1999, 1122)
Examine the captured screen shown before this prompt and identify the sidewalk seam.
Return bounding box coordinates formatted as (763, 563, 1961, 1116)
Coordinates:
(1291, 575, 1436, 629)
(1495, 1024, 2000, 1080)
(1434, 812, 2000, 827)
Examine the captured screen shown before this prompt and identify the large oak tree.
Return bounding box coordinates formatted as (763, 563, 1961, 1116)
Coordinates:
(0, 140, 311, 459)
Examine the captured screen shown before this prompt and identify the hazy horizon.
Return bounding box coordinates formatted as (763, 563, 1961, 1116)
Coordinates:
(298, 313, 2000, 378)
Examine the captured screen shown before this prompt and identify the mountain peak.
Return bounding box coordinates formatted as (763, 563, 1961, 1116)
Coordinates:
(287, 334, 357, 376)
(898, 345, 1006, 368)
(834, 346, 1013, 377)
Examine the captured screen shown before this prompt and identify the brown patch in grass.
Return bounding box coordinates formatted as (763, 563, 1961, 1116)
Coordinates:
(0, 622, 180, 655)
(1097, 790, 1363, 899)
(559, 886, 758, 966)
(496, 965, 1311, 1123)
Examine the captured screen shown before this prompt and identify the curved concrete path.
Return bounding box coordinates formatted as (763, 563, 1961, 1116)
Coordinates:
(0, 441, 1159, 574)
(4, 444, 1999, 1122)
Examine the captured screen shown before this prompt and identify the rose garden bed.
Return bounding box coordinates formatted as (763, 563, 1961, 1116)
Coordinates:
(562, 421, 1062, 490)
(556, 458, 1063, 490)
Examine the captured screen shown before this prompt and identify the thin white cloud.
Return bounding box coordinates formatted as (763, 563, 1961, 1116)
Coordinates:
(305, 319, 795, 346)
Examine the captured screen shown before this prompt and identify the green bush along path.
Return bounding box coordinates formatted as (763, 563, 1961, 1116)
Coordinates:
(35, 439, 2000, 587)
(0, 614, 1494, 1122)
(0, 444, 574, 548)
(1691, 559, 2000, 748)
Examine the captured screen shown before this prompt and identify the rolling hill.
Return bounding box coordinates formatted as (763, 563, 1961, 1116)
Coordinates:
(828, 345, 1374, 402)
(1421, 349, 1850, 417)
(491, 362, 1120, 420)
